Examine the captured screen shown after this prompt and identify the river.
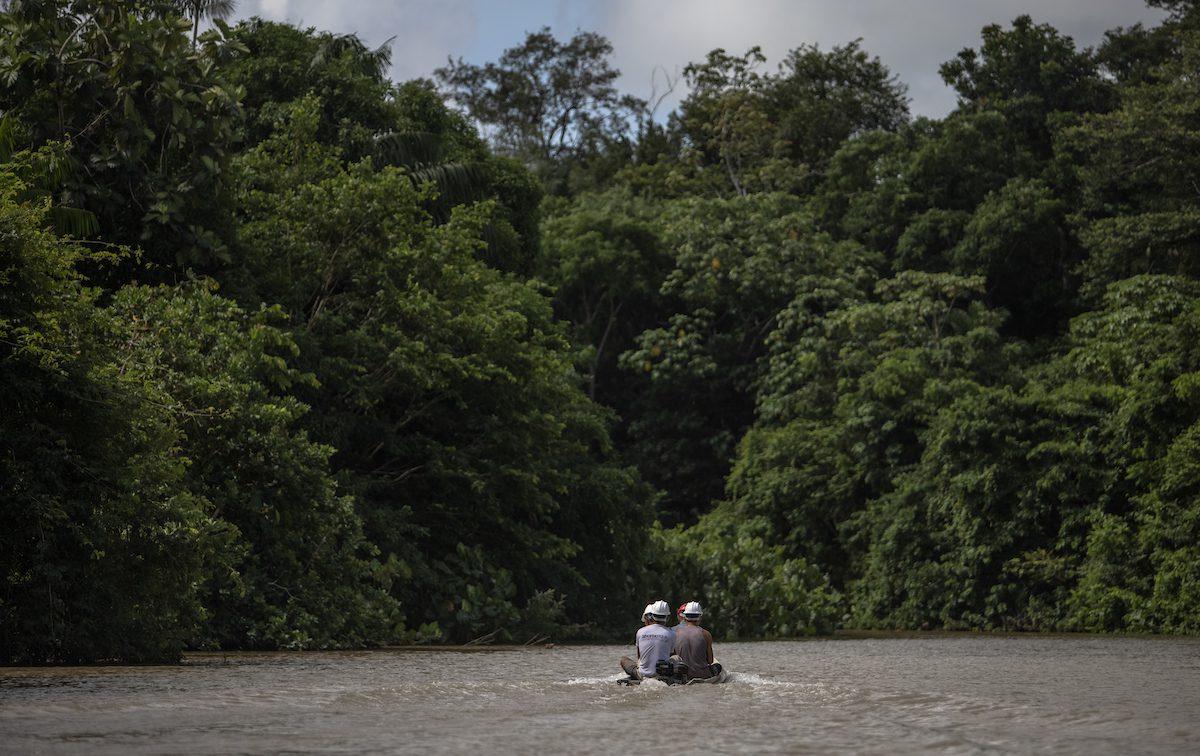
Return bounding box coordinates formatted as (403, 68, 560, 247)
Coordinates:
(2, 635, 1198, 754)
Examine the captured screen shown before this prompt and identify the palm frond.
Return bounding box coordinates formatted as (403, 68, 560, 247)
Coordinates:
(310, 33, 394, 79)
(0, 113, 22, 164)
(170, 0, 238, 21)
(373, 131, 444, 169)
(411, 161, 490, 208)
(0, 116, 99, 238)
(49, 205, 100, 237)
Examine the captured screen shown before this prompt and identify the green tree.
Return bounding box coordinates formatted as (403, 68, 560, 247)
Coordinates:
(650, 510, 842, 639)
(767, 39, 909, 180)
(620, 193, 881, 523)
(950, 177, 1075, 338)
(852, 378, 1112, 630)
(103, 281, 405, 650)
(0, 168, 216, 662)
(811, 111, 1039, 270)
(0, 0, 245, 275)
(673, 46, 774, 197)
(745, 272, 1019, 591)
(940, 14, 1113, 158)
(225, 100, 650, 640)
(537, 189, 672, 404)
(0, 118, 97, 237)
(810, 25, 1096, 338)
(1061, 23, 1200, 302)
(1056, 276, 1200, 632)
(226, 19, 397, 160)
(670, 41, 908, 197)
(172, 0, 236, 46)
(847, 275, 1200, 632)
(378, 82, 545, 276)
(434, 27, 645, 193)
(226, 23, 545, 275)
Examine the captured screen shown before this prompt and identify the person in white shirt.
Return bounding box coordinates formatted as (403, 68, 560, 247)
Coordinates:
(619, 600, 673, 679)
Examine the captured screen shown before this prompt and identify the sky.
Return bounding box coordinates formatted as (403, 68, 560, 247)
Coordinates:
(235, 1, 1170, 119)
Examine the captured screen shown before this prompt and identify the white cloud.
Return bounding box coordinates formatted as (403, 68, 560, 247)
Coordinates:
(591, 0, 1167, 117)
(257, 0, 290, 17)
(234, 0, 1169, 119)
(239, 0, 477, 84)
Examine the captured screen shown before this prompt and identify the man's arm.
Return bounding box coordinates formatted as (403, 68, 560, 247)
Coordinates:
(703, 629, 714, 664)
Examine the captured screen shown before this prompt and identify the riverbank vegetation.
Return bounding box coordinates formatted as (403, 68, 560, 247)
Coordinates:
(3, 0, 1199, 662)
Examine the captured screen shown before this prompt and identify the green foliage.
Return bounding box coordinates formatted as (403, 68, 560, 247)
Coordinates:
(102, 282, 404, 650)
(1067, 514, 1143, 631)
(617, 193, 880, 523)
(852, 381, 1109, 630)
(0, 120, 99, 238)
(950, 177, 1075, 337)
(538, 189, 673, 403)
(0, 170, 213, 662)
(377, 82, 546, 274)
(435, 27, 645, 194)
(741, 272, 1020, 591)
(813, 111, 1037, 267)
(940, 14, 1113, 157)
(828, 273, 1200, 632)
(812, 105, 1085, 339)
(226, 19, 397, 160)
(1135, 420, 1200, 632)
(0, 0, 245, 275)
(7, 3, 1200, 660)
(670, 40, 909, 197)
(650, 511, 842, 639)
(673, 46, 774, 197)
(1056, 276, 1200, 632)
(171, 1, 238, 47)
(1061, 28, 1200, 302)
(225, 101, 651, 641)
(227, 23, 547, 274)
(808, 127, 918, 256)
(768, 40, 910, 176)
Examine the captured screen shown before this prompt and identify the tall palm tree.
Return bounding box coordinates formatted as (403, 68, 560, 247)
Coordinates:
(175, 0, 237, 47)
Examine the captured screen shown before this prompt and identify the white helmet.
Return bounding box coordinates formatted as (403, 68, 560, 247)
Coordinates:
(642, 603, 655, 619)
(648, 600, 670, 621)
(682, 601, 703, 620)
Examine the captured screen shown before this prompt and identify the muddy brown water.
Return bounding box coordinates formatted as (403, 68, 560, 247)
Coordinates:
(2, 635, 1198, 754)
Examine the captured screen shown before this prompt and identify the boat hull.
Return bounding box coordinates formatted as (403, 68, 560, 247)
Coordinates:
(617, 659, 729, 686)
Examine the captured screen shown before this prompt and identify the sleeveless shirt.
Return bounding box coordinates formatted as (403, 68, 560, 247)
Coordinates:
(672, 622, 713, 679)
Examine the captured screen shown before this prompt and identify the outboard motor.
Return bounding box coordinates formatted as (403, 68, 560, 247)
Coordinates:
(655, 658, 689, 683)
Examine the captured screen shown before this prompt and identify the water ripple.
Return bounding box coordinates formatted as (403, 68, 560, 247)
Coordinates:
(2, 638, 1198, 754)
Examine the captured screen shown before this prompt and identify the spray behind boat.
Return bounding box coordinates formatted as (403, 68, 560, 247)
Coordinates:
(618, 657, 727, 686)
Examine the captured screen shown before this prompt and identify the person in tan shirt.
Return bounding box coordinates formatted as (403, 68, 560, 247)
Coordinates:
(671, 601, 715, 680)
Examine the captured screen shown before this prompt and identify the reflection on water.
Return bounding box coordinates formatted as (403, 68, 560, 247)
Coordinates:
(2, 636, 1199, 754)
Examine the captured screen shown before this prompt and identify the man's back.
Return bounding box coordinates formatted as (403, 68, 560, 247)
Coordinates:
(672, 622, 713, 679)
(635, 623, 674, 677)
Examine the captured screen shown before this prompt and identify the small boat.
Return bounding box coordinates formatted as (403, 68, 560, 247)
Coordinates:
(618, 658, 730, 686)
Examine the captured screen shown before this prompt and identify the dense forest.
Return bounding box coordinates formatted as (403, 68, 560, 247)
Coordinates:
(2, 0, 1199, 663)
